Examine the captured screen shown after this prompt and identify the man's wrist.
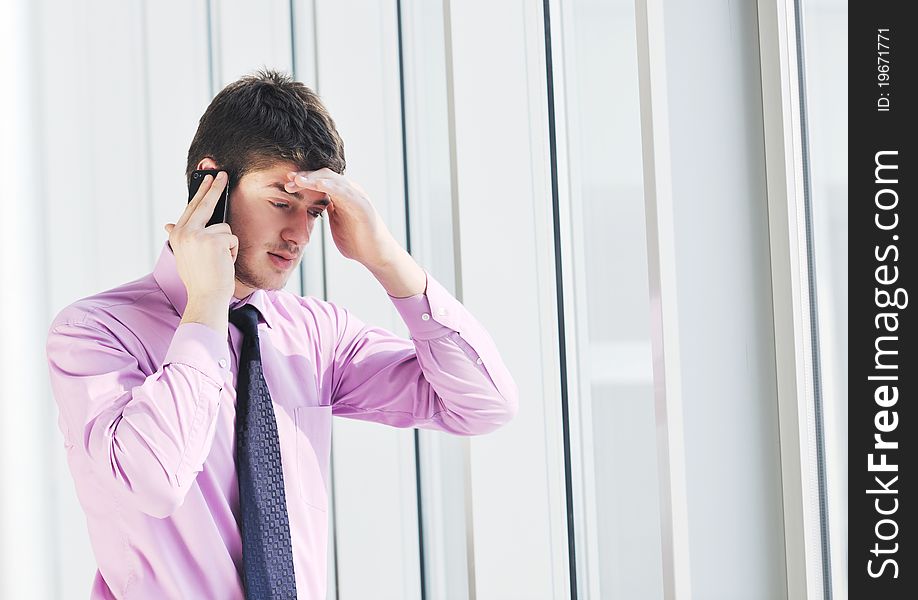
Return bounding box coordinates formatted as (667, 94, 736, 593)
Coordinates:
(182, 294, 229, 334)
(366, 246, 427, 298)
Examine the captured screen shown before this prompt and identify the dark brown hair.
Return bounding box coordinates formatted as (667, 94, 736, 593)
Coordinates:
(185, 69, 345, 184)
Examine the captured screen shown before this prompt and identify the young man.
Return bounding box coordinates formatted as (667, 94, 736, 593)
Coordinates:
(45, 69, 518, 599)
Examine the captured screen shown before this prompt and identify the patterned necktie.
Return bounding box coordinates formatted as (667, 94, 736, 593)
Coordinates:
(229, 304, 298, 599)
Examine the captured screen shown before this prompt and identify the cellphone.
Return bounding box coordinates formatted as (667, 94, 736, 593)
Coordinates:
(188, 169, 231, 228)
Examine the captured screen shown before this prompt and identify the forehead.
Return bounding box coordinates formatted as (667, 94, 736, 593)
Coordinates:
(245, 161, 328, 202)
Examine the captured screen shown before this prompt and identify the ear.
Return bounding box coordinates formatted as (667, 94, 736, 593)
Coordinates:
(196, 156, 219, 170)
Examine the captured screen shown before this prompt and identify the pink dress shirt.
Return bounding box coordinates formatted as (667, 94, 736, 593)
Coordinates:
(45, 242, 518, 599)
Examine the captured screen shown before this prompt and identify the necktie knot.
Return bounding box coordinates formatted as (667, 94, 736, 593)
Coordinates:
(229, 304, 261, 339)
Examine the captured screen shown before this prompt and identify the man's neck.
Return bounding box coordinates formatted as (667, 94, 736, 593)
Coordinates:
(233, 279, 256, 301)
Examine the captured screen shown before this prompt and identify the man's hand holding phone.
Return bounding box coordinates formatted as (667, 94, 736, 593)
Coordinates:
(164, 171, 238, 334)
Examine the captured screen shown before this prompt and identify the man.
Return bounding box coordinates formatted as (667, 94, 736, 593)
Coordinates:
(45, 69, 518, 599)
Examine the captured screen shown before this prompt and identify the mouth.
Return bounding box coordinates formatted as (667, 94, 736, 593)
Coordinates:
(267, 252, 296, 269)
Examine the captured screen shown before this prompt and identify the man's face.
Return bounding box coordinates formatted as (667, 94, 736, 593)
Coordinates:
(225, 160, 330, 294)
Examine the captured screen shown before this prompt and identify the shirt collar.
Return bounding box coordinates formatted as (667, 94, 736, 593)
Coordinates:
(153, 242, 276, 329)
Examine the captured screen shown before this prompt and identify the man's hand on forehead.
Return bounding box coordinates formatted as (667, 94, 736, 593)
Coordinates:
(280, 168, 399, 271)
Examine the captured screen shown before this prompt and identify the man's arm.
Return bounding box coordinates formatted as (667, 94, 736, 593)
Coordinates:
(45, 170, 239, 518)
(283, 168, 518, 433)
(46, 318, 229, 518)
(325, 269, 519, 435)
(364, 243, 427, 299)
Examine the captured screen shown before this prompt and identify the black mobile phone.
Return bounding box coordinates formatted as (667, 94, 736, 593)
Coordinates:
(188, 169, 231, 228)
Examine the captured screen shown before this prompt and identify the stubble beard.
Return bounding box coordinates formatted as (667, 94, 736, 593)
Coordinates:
(234, 246, 288, 292)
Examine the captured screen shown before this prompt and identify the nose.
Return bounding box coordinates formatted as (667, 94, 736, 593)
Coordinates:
(280, 211, 314, 248)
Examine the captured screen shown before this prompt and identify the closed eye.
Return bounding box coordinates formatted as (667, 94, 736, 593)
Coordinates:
(272, 200, 324, 219)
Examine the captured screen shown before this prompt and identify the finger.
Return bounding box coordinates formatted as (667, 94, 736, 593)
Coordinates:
(285, 169, 309, 181)
(295, 172, 333, 188)
(293, 167, 336, 185)
(186, 172, 228, 229)
(182, 171, 227, 228)
(228, 234, 239, 262)
(289, 175, 337, 197)
(208, 232, 237, 248)
(284, 171, 317, 192)
(175, 174, 214, 228)
(291, 167, 330, 180)
(209, 232, 239, 262)
(284, 181, 321, 194)
(284, 169, 341, 195)
(204, 222, 233, 235)
(303, 176, 341, 198)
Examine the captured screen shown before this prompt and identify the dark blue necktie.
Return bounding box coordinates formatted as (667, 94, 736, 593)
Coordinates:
(230, 305, 298, 599)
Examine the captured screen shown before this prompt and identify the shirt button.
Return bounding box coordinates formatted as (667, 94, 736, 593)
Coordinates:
(476, 358, 483, 365)
(421, 313, 430, 321)
(218, 358, 228, 369)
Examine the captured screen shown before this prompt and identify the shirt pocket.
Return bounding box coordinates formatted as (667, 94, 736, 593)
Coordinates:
(294, 405, 332, 512)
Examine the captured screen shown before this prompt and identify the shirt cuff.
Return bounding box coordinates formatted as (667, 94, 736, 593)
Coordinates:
(388, 271, 465, 340)
(162, 323, 231, 387)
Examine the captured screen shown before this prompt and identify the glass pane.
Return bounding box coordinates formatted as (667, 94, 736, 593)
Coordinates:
(798, 0, 848, 597)
(399, 1, 469, 598)
(564, 0, 664, 597)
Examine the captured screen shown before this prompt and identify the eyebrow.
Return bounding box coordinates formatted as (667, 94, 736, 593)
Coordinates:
(266, 182, 331, 206)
